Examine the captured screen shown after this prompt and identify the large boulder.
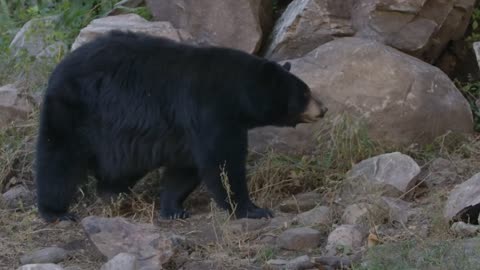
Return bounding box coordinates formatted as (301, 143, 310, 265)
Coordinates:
(9, 15, 61, 56)
(146, 0, 273, 53)
(352, 0, 476, 63)
(71, 13, 193, 51)
(264, 0, 355, 61)
(249, 37, 473, 153)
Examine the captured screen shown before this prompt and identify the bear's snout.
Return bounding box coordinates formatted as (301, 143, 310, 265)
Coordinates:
(300, 96, 327, 123)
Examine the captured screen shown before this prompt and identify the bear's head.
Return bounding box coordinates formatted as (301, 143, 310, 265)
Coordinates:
(250, 61, 327, 128)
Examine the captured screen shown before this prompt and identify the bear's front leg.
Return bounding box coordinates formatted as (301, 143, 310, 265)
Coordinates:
(192, 129, 273, 219)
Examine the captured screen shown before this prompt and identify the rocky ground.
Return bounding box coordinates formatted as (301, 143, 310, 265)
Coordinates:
(1, 0, 480, 270)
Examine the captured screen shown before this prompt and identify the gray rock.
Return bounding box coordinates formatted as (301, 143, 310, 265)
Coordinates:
(100, 253, 137, 270)
(264, 0, 354, 60)
(342, 203, 377, 225)
(379, 196, 412, 224)
(9, 15, 60, 56)
(474, 42, 480, 72)
(36, 41, 67, 60)
(81, 216, 185, 269)
(295, 206, 330, 226)
(17, 264, 64, 270)
(285, 255, 314, 270)
(424, 158, 460, 187)
(71, 14, 193, 51)
(267, 259, 288, 268)
(279, 192, 322, 213)
(146, 0, 272, 53)
(313, 256, 355, 269)
(346, 152, 420, 198)
(352, 0, 476, 63)
(451, 222, 480, 237)
(227, 218, 270, 234)
(2, 185, 34, 209)
(0, 83, 34, 129)
(277, 227, 322, 251)
(325, 225, 366, 256)
(248, 37, 473, 154)
(444, 172, 480, 222)
(19, 247, 68, 265)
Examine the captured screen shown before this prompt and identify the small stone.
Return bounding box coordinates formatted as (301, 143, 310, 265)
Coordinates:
(100, 253, 137, 270)
(2, 185, 34, 209)
(285, 255, 314, 270)
(295, 206, 330, 226)
(56, 220, 75, 229)
(228, 218, 270, 233)
(313, 256, 354, 269)
(451, 222, 480, 237)
(277, 227, 322, 251)
(325, 225, 366, 256)
(346, 152, 420, 198)
(17, 264, 64, 270)
(19, 247, 68, 265)
(81, 216, 185, 269)
(279, 192, 322, 213)
(267, 259, 288, 266)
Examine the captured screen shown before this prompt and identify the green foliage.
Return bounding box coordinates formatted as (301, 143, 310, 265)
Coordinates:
(466, 7, 480, 43)
(456, 80, 480, 132)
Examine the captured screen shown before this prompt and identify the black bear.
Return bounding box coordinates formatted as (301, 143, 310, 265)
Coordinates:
(35, 30, 327, 223)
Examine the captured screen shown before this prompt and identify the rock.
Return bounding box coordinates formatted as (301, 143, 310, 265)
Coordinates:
(325, 225, 366, 256)
(279, 192, 322, 213)
(285, 255, 314, 270)
(474, 42, 480, 71)
(295, 206, 330, 226)
(267, 259, 288, 267)
(36, 41, 68, 60)
(379, 196, 412, 224)
(444, 173, 480, 222)
(345, 152, 420, 198)
(313, 256, 355, 269)
(342, 203, 377, 225)
(9, 15, 60, 56)
(81, 216, 185, 269)
(17, 264, 64, 270)
(424, 158, 461, 187)
(352, 0, 476, 63)
(100, 253, 137, 270)
(264, 0, 355, 60)
(146, 0, 272, 53)
(451, 221, 480, 237)
(19, 247, 68, 265)
(71, 13, 193, 51)
(227, 218, 270, 234)
(277, 227, 322, 251)
(0, 83, 34, 128)
(248, 37, 473, 154)
(2, 185, 34, 209)
(63, 267, 81, 270)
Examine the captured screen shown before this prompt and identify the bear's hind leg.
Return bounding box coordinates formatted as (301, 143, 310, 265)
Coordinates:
(159, 168, 200, 219)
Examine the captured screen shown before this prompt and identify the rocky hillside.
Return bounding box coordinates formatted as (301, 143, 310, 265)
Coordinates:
(1, 0, 480, 270)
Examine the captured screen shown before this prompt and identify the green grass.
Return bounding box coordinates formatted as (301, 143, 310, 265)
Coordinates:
(354, 237, 480, 270)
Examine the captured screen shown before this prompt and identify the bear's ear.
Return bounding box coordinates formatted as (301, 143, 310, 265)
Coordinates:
(282, 62, 291, 71)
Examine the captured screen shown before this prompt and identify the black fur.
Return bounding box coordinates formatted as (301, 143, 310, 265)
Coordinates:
(35, 30, 314, 222)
